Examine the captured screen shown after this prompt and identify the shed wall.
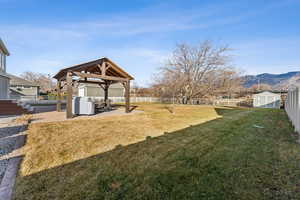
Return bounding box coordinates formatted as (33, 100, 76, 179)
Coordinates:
(253, 93, 281, 108)
(79, 84, 124, 98)
(0, 75, 9, 99)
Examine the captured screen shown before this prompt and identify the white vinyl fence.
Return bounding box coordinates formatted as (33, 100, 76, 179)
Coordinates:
(91, 97, 161, 103)
(285, 85, 300, 133)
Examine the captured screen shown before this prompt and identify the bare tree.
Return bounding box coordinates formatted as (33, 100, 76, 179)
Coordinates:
(214, 68, 244, 98)
(154, 41, 239, 103)
(20, 71, 55, 93)
(250, 83, 272, 92)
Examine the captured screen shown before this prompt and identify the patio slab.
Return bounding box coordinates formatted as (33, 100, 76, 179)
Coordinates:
(31, 108, 143, 124)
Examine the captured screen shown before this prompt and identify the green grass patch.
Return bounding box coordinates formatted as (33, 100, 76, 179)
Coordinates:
(14, 107, 300, 200)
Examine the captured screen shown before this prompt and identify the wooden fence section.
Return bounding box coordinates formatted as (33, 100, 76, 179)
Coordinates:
(285, 86, 300, 133)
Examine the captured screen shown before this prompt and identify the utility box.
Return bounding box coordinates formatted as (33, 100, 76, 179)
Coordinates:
(72, 97, 95, 115)
(253, 91, 281, 108)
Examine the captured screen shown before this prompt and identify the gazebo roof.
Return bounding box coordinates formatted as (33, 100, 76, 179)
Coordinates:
(53, 57, 134, 81)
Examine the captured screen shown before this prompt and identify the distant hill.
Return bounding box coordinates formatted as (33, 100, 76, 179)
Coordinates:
(243, 71, 300, 90)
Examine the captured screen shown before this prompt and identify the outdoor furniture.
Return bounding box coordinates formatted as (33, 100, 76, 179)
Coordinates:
(95, 99, 113, 113)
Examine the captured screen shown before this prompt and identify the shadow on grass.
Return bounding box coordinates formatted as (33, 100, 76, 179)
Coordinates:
(0, 124, 27, 190)
(0, 124, 27, 159)
(111, 104, 139, 113)
(214, 106, 243, 116)
(0, 125, 25, 140)
(13, 107, 300, 200)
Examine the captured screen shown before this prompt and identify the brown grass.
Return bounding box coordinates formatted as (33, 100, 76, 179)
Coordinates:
(18, 104, 220, 176)
(14, 114, 33, 124)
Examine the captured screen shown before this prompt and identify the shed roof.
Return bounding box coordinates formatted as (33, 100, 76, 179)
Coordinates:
(0, 38, 10, 56)
(7, 74, 39, 87)
(253, 91, 281, 97)
(53, 57, 134, 81)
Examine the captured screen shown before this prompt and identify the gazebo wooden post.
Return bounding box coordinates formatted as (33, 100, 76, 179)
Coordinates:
(66, 71, 73, 119)
(56, 80, 61, 112)
(125, 80, 130, 113)
(104, 82, 109, 106)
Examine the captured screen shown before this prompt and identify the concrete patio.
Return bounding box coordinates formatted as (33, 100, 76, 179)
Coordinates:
(31, 108, 143, 124)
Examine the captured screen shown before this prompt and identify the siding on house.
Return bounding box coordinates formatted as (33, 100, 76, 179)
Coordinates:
(78, 83, 124, 97)
(7, 74, 39, 100)
(0, 74, 9, 99)
(0, 38, 10, 99)
(9, 86, 39, 99)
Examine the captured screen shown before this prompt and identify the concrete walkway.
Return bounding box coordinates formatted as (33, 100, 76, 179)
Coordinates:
(0, 116, 27, 200)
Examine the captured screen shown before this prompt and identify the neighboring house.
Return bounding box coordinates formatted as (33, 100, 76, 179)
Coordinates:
(253, 91, 281, 108)
(78, 83, 124, 97)
(8, 74, 40, 100)
(0, 38, 10, 99)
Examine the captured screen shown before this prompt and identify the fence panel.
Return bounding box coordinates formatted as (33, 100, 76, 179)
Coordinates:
(285, 86, 300, 133)
(88, 97, 161, 103)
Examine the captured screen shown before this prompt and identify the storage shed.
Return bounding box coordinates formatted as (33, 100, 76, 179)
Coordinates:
(253, 91, 281, 108)
(78, 83, 124, 97)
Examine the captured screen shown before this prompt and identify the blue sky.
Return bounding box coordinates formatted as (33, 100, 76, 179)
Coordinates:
(1, 0, 300, 86)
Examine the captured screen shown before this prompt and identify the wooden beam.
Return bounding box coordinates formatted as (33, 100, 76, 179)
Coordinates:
(106, 61, 133, 80)
(99, 84, 105, 90)
(56, 80, 62, 112)
(72, 71, 129, 82)
(58, 75, 67, 81)
(97, 62, 111, 76)
(106, 69, 119, 77)
(124, 80, 130, 113)
(84, 70, 88, 81)
(60, 81, 68, 89)
(76, 80, 106, 85)
(101, 62, 106, 76)
(53, 59, 103, 80)
(66, 71, 73, 119)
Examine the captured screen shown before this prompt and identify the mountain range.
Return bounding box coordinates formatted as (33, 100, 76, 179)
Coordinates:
(243, 71, 300, 90)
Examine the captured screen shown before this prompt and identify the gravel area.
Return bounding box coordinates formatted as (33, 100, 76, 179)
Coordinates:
(0, 117, 24, 184)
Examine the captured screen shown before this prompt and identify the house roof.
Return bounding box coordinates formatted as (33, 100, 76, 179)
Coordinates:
(53, 57, 134, 81)
(0, 38, 10, 56)
(7, 74, 39, 87)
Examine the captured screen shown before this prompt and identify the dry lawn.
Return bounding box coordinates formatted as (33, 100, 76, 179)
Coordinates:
(19, 103, 220, 176)
(13, 105, 300, 200)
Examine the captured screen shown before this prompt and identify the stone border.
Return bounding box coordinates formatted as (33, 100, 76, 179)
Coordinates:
(0, 122, 27, 200)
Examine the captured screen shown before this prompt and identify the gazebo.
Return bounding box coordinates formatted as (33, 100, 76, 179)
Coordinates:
(53, 57, 134, 118)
